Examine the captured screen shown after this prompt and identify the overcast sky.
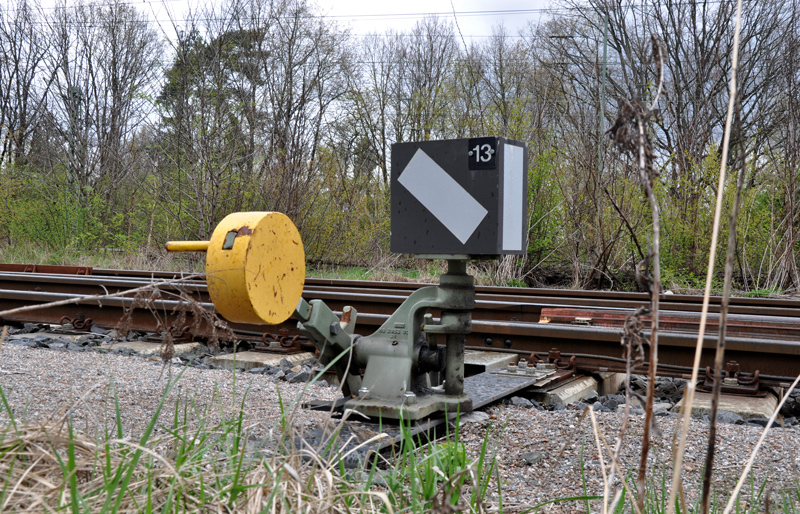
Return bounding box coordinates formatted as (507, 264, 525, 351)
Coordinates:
(312, 0, 555, 37)
(135, 0, 558, 43)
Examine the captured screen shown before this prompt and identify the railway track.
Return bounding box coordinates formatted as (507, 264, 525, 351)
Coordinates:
(0, 263, 798, 387)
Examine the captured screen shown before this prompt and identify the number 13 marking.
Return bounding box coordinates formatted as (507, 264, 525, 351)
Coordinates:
(472, 144, 493, 163)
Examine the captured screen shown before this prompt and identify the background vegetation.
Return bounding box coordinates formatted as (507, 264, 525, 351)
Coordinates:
(0, 0, 798, 292)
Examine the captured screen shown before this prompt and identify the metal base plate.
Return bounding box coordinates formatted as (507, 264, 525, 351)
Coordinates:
(294, 415, 448, 468)
(488, 368, 576, 392)
(344, 393, 472, 421)
(466, 370, 543, 408)
(295, 371, 545, 466)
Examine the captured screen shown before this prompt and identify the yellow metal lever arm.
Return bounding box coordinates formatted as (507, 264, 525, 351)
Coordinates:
(164, 241, 210, 252)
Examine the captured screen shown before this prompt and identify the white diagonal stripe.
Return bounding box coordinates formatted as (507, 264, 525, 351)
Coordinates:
(398, 148, 488, 244)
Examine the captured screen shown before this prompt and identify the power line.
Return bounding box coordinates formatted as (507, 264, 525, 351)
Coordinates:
(1, 3, 573, 16)
(0, 4, 575, 23)
(0, 0, 764, 16)
(0, 11, 572, 38)
(318, 8, 568, 19)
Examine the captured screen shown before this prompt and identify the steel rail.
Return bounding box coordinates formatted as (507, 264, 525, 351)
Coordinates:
(0, 267, 799, 383)
(11, 265, 797, 314)
(1, 271, 797, 336)
(0, 288, 219, 337)
(90, 267, 799, 307)
(345, 312, 800, 385)
(14, 264, 795, 307)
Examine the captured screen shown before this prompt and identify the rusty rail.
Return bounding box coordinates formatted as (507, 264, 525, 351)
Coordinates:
(1, 266, 799, 385)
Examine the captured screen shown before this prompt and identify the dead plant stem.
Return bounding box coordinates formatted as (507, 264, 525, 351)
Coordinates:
(606, 324, 637, 514)
(635, 114, 661, 512)
(722, 374, 800, 514)
(607, 36, 665, 510)
(667, 0, 745, 511)
(700, 107, 747, 514)
(0, 275, 204, 320)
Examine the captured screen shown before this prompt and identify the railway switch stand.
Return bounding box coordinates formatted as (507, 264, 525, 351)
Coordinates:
(166, 137, 529, 420)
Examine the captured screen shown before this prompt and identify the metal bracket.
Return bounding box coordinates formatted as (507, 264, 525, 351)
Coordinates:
(296, 259, 476, 420)
(59, 313, 93, 331)
(490, 348, 577, 390)
(701, 360, 762, 396)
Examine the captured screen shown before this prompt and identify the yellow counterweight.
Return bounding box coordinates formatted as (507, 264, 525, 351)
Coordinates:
(165, 212, 305, 325)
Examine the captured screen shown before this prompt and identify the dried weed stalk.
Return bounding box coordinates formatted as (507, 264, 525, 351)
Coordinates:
(668, 1, 745, 511)
(118, 284, 234, 367)
(700, 105, 747, 513)
(586, 406, 643, 514)
(608, 35, 665, 512)
(0, 274, 235, 372)
(0, 421, 394, 513)
(722, 374, 800, 514)
(602, 307, 647, 513)
(0, 368, 395, 513)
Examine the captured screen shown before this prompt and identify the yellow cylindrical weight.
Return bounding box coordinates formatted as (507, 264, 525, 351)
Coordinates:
(205, 212, 305, 325)
(164, 241, 210, 252)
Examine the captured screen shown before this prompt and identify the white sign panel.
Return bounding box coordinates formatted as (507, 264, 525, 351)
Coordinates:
(502, 143, 525, 252)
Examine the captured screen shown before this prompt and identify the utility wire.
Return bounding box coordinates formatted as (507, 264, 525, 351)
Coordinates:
(0, 4, 574, 17)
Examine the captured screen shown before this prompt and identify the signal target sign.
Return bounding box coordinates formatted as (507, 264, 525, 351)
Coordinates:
(390, 137, 528, 256)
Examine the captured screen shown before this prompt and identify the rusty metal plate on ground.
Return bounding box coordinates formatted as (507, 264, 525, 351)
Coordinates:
(294, 416, 448, 468)
(295, 371, 542, 466)
(540, 307, 800, 340)
(465, 371, 541, 409)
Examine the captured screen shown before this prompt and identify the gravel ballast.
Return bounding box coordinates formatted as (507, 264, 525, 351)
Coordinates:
(2, 339, 799, 512)
(0, 340, 339, 442)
